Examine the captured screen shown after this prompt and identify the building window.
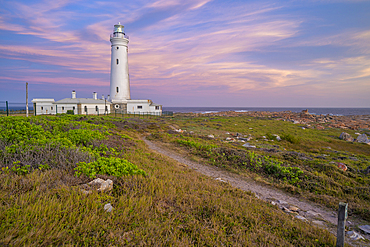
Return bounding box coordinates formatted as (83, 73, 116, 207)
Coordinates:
(62, 107, 64, 110)
(116, 47, 119, 50)
(73, 106, 75, 110)
(116, 59, 119, 64)
(155, 106, 160, 110)
(105, 106, 108, 111)
(41, 107, 43, 110)
(84, 106, 87, 112)
(51, 107, 53, 110)
(116, 87, 119, 93)
(137, 105, 142, 109)
(95, 106, 98, 111)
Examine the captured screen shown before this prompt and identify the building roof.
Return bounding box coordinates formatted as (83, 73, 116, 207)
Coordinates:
(54, 98, 111, 104)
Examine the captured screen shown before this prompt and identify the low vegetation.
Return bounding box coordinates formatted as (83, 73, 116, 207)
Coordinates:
(148, 114, 370, 222)
(0, 115, 336, 246)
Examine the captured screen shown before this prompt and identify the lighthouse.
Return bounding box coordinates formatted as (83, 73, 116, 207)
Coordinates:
(110, 23, 130, 109)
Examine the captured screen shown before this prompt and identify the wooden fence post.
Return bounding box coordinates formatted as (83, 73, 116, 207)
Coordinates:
(336, 202, 348, 247)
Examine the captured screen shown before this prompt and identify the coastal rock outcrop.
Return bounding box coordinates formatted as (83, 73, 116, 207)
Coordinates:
(339, 132, 354, 142)
(355, 134, 369, 143)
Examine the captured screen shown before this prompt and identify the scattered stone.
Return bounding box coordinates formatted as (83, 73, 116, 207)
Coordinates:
(336, 162, 348, 171)
(225, 137, 236, 142)
(242, 143, 256, 148)
(104, 203, 114, 212)
(81, 178, 113, 194)
(301, 127, 305, 130)
(359, 225, 370, 234)
(207, 134, 215, 139)
(355, 134, 369, 143)
(355, 132, 361, 135)
(271, 201, 276, 206)
(339, 132, 354, 142)
(215, 177, 227, 183)
(288, 206, 299, 212)
(277, 200, 288, 204)
(295, 215, 307, 221)
(346, 230, 365, 240)
(282, 207, 292, 213)
(238, 137, 252, 141)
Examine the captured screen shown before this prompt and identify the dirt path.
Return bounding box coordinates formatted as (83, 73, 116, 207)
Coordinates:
(144, 138, 370, 246)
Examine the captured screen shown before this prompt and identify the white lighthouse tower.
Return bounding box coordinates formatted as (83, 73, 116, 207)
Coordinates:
(110, 23, 130, 109)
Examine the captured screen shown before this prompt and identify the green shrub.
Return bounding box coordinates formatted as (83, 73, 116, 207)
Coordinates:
(281, 133, 300, 144)
(66, 110, 74, 115)
(74, 156, 146, 178)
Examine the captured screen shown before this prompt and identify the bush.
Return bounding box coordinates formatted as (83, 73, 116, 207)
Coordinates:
(66, 110, 74, 115)
(74, 156, 146, 178)
(281, 133, 300, 144)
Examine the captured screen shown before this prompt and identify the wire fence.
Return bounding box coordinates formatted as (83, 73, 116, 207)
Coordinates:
(0, 101, 34, 116)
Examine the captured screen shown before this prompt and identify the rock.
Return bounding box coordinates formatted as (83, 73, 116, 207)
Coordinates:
(277, 200, 288, 204)
(215, 177, 227, 183)
(336, 162, 347, 171)
(355, 134, 369, 143)
(288, 206, 299, 212)
(295, 215, 307, 221)
(242, 143, 256, 148)
(207, 134, 215, 139)
(104, 203, 114, 212)
(81, 178, 113, 194)
(359, 225, 370, 234)
(271, 201, 276, 206)
(273, 135, 281, 141)
(282, 207, 292, 213)
(339, 132, 354, 142)
(346, 230, 365, 240)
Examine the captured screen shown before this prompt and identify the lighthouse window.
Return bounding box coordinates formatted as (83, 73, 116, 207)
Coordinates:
(116, 47, 119, 50)
(116, 87, 119, 93)
(116, 59, 119, 64)
(137, 105, 142, 109)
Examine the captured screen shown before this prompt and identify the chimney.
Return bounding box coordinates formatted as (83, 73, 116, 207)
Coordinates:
(107, 95, 111, 101)
(102, 94, 105, 100)
(72, 90, 76, 99)
(93, 92, 97, 100)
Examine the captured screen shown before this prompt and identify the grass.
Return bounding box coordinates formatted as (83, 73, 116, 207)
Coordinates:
(0, 115, 336, 246)
(148, 114, 370, 222)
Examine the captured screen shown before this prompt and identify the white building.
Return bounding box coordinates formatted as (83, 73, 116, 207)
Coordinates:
(32, 23, 162, 116)
(32, 91, 110, 115)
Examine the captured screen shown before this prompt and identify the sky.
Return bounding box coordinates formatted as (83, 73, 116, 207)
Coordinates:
(0, 0, 369, 107)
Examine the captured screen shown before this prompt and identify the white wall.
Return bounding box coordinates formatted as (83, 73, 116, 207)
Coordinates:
(127, 100, 162, 115)
(80, 104, 110, 115)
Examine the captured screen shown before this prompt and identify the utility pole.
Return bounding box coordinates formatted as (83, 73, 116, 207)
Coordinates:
(26, 82, 29, 117)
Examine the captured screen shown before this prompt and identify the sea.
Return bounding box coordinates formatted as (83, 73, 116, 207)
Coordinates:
(162, 107, 370, 116)
(2, 104, 370, 116)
